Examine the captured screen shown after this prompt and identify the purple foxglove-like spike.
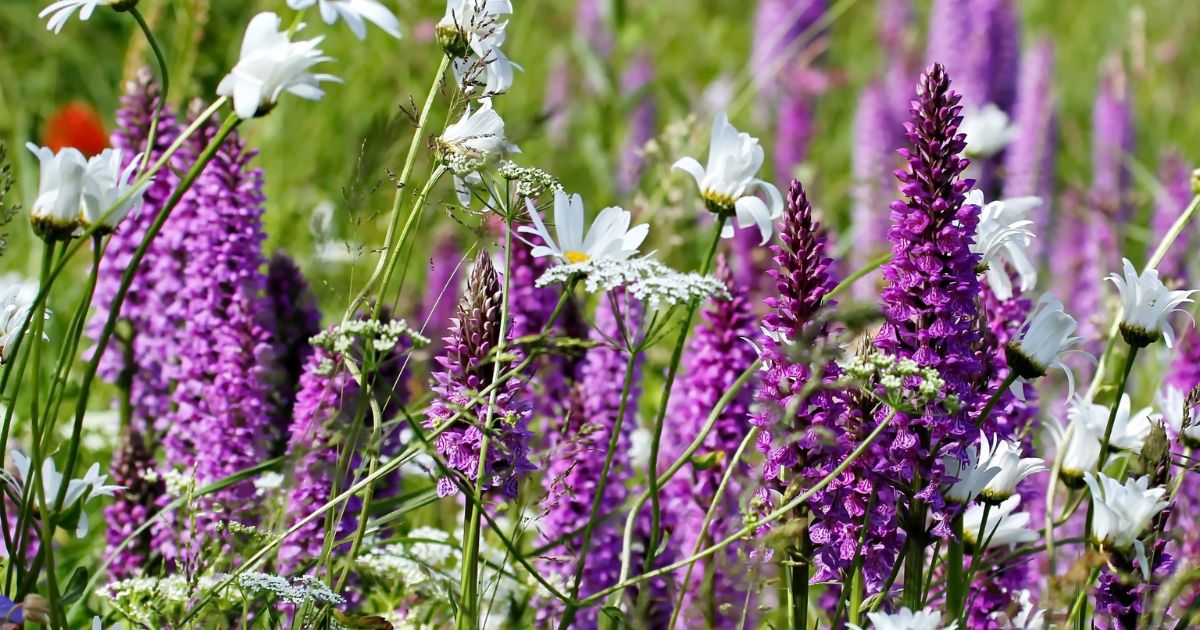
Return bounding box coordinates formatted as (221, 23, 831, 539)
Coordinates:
(926, 0, 1019, 110)
(1002, 39, 1057, 257)
(1091, 56, 1135, 222)
(536, 291, 643, 628)
(575, 0, 612, 57)
(168, 105, 276, 544)
(878, 0, 913, 59)
(1052, 196, 1108, 342)
(875, 64, 983, 539)
(426, 251, 535, 499)
(89, 69, 192, 433)
(774, 77, 814, 181)
(1150, 150, 1194, 282)
(850, 82, 901, 300)
(265, 253, 323, 456)
(751, 0, 827, 98)
(660, 256, 759, 624)
(543, 55, 571, 147)
(104, 427, 164, 579)
(618, 54, 657, 194)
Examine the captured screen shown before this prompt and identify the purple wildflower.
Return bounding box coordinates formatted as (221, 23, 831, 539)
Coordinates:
(575, 0, 612, 57)
(774, 78, 814, 181)
(89, 70, 190, 431)
(751, 0, 827, 96)
(1150, 150, 1194, 281)
(1002, 39, 1057, 257)
(104, 427, 164, 579)
(659, 257, 758, 624)
(536, 292, 643, 628)
(874, 63, 983, 531)
(1094, 541, 1172, 629)
(426, 251, 535, 499)
(618, 55, 657, 194)
(265, 253, 323, 455)
(925, 0, 1019, 110)
(1091, 57, 1135, 222)
(850, 82, 902, 300)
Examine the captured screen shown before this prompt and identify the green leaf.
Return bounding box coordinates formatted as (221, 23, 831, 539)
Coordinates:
(58, 567, 89, 607)
(332, 610, 394, 629)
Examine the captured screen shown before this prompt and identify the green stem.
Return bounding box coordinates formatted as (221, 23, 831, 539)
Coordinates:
(946, 514, 965, 620)
(372, 166, 447, 319)
(824, 251, 892, 303)
(130, 8, 169, 174)
(639, 221, 723, 588)
(558, 351, 641, 629)
(1097, 346, 1140, 468)
(458, 221, 515, 629)
(578, 408, 900, 607)
(348, 57, 449, 320)
(976, 372, 1018, 426)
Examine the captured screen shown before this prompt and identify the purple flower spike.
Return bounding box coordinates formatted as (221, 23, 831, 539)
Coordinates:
(426, 251, 535, 500)
(104, 427, 164, 579)
(1002, 39, 1057, 256)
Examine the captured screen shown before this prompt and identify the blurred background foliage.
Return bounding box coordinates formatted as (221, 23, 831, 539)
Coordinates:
(1, 0, 1199, 327)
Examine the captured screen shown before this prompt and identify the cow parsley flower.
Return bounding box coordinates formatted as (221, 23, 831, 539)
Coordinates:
(536, 257, 727, 309)
(960, 103, 1018, 158)
(1084, 472, 1169, 578)
(518, 190, 648, 264)
(963, 495, 1039, 550)
(1108, 257, 1198, 348)
(26, 143, 88, 240)
(1005, 294, 1083, 397)
(848, 606, 957, 630)
(81, 148, 151, 232)
(217, 12, 340, 120)
(286, 0, 401, 39)
(672, 111, 783, 244)
(967, 189, 1039, 300)
(39, 0, 136, 33)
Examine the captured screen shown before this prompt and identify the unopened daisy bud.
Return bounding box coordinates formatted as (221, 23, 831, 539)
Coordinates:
(26, 143, 87, 241)
(1108, 258, 1197, 348)
(672, 112, 783, 244)
(1005, 294, 1084, 396)
(1139, 421, 1170, 472)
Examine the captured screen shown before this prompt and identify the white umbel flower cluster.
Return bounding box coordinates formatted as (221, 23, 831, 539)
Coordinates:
(536, 257, 728, 309)
(236, 572, 346, 606)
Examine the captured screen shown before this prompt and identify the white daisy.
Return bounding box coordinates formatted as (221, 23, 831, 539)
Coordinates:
(1084, 472, 1169, 578)
(80, 148, 151, 232)
(216, 12, 340, 120)
(963, 495, 1039, 550)
(286, 0, 401, 39)
(518, 190, 647, 265)
(26, 143, 88, 240)
(966, 189, 1039, 300)
(672, 111, 783, 245)
(1107, 257, 1198, 348)
(1005, 294, 1085, 398)
(39, 0, 134, 34)
(960, 103, 1018, 158)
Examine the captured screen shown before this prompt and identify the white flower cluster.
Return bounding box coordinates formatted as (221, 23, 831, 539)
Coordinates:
(236, 572, 346, 607)
(840, 351, 950, 412)
(310, 317, 430, 359)
(536, 257, 728, 309)
(499, 161, 562, 197)
(141, 468, 195, 497)
(98, 574, 231, 627)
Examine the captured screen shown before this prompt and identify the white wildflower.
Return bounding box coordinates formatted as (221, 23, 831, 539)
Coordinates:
(963, 495, 1039, 550)
(518, 190, 648, 264)
(39, 0, 134, 33)
(536, 257, 728, 309)
(1084, 472, 1169, 578)
(1107, 257, 1198, 348)
(960, 103, 1018, 158)
(966, 189, 1039, 300)
(286, 0, 401, 39)
(848, 606, 956, 630)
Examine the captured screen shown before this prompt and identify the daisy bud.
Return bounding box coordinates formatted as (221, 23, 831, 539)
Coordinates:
(26, 143, 87, 241)
(1107, 258, 1197, 348)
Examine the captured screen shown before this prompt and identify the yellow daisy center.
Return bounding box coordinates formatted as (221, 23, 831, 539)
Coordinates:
(564, 251, 590, 264)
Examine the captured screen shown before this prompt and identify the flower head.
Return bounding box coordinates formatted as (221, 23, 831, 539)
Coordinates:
(848, 606, 956, 630)
(960, 103, 1018, 158)
(672, 112, 783, 244)
(1005, 294, 1083, 393)
(963, 495, 1039, 550)
(1047, 399, 1102, 486)
(1084, 472, 1169, 577)
(536, 257, 727, 310)
(1073, 393, 1152, 455)
(286, 0, 401, 39)
(438, 0, 516, 96)
(518, 190, 648, 265)
(0, 286, 40, 364)
(7, 452, 122, 537)
(967, 189, 1039, 300)
(217, 12, 339, 120)
(437, 99, 518, 205)
(39, 0, 136, 33)
(81, 148, 151, 232)
(978, 436, 1045, 503)
(943, 440, 1001, 505)
(26, 143, 87, 240)
(1156, 385, 1200, 448)
(1108, 258, 1198, 348)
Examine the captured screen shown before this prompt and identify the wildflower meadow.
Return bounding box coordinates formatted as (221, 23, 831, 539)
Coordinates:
(3, 0, 1200, 627)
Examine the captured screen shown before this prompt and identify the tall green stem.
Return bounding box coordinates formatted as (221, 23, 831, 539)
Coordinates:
(946, 514, 965, 619)
(1097, 346, 1139, 468)
(130, 8, 169, 174)
(639, 221, 723, 585)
